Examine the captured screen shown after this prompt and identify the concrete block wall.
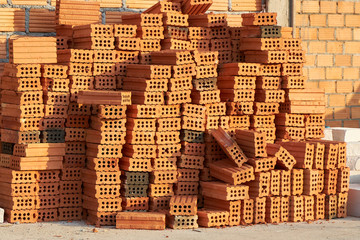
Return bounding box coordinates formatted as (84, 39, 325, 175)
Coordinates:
(296, 0, 360, 127)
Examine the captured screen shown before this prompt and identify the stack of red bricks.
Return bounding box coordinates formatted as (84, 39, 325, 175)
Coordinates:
(0, 0, 351, 229)
(83, 104, 128, 226)
(0, 62, 66, 223)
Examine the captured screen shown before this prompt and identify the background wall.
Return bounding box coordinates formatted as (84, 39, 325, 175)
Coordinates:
(296, 0, 360, 127)
(0, 0, 359, 127)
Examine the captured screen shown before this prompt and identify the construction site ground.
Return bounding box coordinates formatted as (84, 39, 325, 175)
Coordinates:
(1, 216, 359, 240)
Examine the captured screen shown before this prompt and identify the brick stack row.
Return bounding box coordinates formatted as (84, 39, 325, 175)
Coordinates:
(0, 61, 65, 223)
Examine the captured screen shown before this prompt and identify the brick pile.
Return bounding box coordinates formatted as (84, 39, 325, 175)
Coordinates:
(0, 62, 66, 223)
(0, 0, 350, 229)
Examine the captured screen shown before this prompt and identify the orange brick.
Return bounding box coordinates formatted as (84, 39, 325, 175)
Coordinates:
(354, 56, 360, 66)
(351, 107, 360, 118)
(338, 1, 354, 13)
(126, 0, 157, 9)
(310, 14, 326, 26)
(317, 55, 333, 66)
(356, 2, 360, 14)
(308, 67, 325, 80)
(335, 55, 351, 66)
(318, 28, 335, 40)
(344, 68, 359, 80)
(296, 14, 310, 26)
(325, 108, 334, 120)
(328, 15, 344, 27)
(12, 0, 47, 5)
(327, 42, 343, 53)
(327, 121, 342, 127)
(355, 81, 360, 91)
(345, 15, 360, 27)
(299, 28, 317, 40)
(0, 8, 26, 32)
(320, 1, 337, 13)
(306, 80, 318, 88)
(208, 0, 228, 11)
(305, 55, 316, 66)
(302, 1, 320, 13)
(334, 108, 350, 119)
(336, 28, 353, 41)
(346, 94, 360, 106)
(29, 9, 56, 33)
(344, 120, 359, 128)
(329, 95, 345, 107)
(336, 81, 353, 93)
(309, 41, 326, 53)
(326, 67, 342, 80)
(345, 42, 360, 54)
(354, 29, 360, 40)
(319, 81, 335, 93)
(0, 36, 6, 59)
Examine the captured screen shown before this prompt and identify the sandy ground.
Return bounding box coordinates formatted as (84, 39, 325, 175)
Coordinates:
(1, 217, 360, 240)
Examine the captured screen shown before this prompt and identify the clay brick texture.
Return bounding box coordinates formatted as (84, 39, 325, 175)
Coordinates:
(297, 0, 360, 127)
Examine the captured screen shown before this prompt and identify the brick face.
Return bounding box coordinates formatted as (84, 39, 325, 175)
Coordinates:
(310, 14, 326, 26)
(329, 95, 346, 107)
(337, 1, 354, 14)
(326, 42, 343, 53)
(318, 28, 335, 40)
(317, 55, 333, 66)
(302, 1, 320, 13)
(345, 15, 360, 27)
(336, 81, 353, 93)
(328, 14, 344, 27)
(336, 28, 353, 41)
(0, 36, 6, 59)
(335, 55, 351, 67)
(320, 1, 337, 13)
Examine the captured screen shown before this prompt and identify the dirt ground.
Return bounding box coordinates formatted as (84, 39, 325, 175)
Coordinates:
(1, 216, 360, 240)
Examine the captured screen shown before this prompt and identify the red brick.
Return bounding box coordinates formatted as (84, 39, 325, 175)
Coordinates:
(329, 95, 346, 107)
(346, 93, 360, 106)
(335, 55, 351, 66)
(336, 28, 353, 41)
(345, 42, 360, 54)
(334, 108, 350, 119)
(354, 29, 360, 40)
(351, 107, 360, 118)
(336, 81, 353, 93)
(327, 121, 342, 127)
(345, 15, 360, 27)
(302, 1, 320, 13)
(309, 41, 326, 53)
(328, 14, 344, 27)
(338, 1, 354, 13)
(356, 2, 360, 14)
(319, 81, 336, 93)
(296, 14, 310, 26)
(326, 67, 342, 80)
(0, 8, 26, 32)
(325, 108, 334, 120)
(317, 55, 333, 66)
(318, 28, 335, 40)
(305, 55, 316, 66)
(344, 68, 360, 80)
(308, 68, 325, 80)
(344, 120, 359, 128)
(299, 28, 317, 40)
(327, 42, 343, 54)
(310, 14, 326, 26)
(320, 1, 337, 13)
